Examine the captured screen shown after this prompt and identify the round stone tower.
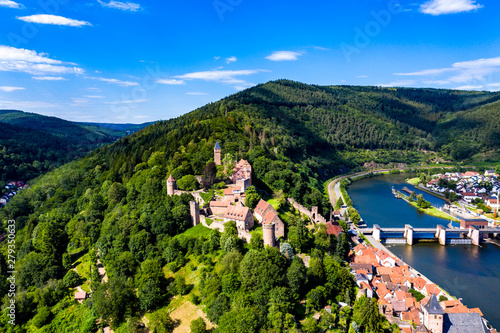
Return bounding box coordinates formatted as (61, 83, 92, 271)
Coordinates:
(167, 174, 176, 196)
(263, 223, 276, 247)
(214, 141, 221, 165)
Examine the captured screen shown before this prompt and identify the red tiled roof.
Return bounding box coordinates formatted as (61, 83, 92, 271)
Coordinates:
(325, 222, 343, 236)
(263, 211, 277, 224)
(223, 205, 251, 221)
(210, 200, 230, 207)
(167, 174, 175, 181)
(255, 199, 270, 214)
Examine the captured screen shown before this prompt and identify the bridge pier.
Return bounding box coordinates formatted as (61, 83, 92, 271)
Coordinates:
(373, 224, 381, 242)
(468, 226, 480, 246)
(404, 224, 414, 245)
(436, 225, 446, 246)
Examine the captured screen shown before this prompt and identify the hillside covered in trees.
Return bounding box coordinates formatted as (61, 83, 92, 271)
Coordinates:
(1, 80, 500, 332)
(0, 110, 151, 182)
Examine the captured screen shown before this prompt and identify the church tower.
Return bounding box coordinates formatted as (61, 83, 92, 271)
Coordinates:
(422, 294, 444, 333)
(214, 141, 221, 165)
(167, 174, 177, 196)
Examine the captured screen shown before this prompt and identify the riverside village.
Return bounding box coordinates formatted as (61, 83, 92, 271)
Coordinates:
(159, 141, 498, 333)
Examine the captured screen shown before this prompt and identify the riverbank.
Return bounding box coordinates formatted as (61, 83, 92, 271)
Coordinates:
(395, 189, 459, 222)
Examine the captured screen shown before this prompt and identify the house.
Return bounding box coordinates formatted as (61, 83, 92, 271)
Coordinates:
(484, 170, 496, 177)
(325, 221, 343, 237)
(485, 197, 499, 210)
(349, 263, 373, 280)
(426, 179, 439, 188)
(0, 196, 8, 204)
(443, 313, 488, 333)
(376, 250, 397, 267)
(459, 219, 488, 229)
(74, 291, 87, 302)
(209, 200, 230, 215)
(223, 205, 254, 231)
(461, 192, 477, 202)
(262, 210, 285, 239)
(463, 171, 480, 178)
(254, 199, 274, 222)
(232, 159, 252, 185)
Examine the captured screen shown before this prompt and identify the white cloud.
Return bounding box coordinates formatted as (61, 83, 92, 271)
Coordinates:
(487, 82, 500, 87)
(17, 15, 91, 27)
(186, 92, 209, 95)
(83, 95, 104, 98)
(32, 76, 68, 81)
(313, 46, 330, 51)
(420, 0, 482, 15)
(454, 85, 484, 90)
(88, 77, 139, 87)
(104, 99, 149, 104)
(265, 51, 302, 61)
(98, 0, 141, 11)
(357, 75, 368, 78)
(378, 80, 416, 87)
(422, 80, 451, 85)
(175, 69, 267, 84)
(395, 68, 455, 76)
(225, 56, 237, 64)
(234, 86, 250, 91)
(0, 45, 83, 75)
(0, 86, 25, 92)
(156, 79, 185, 85)
(395, 56, 500, 85)
(0, 0, 23, 8)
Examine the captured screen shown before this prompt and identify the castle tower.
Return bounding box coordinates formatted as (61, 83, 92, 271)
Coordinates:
(190, 201, 200, 226)
(422, 294, 444, 333)
(263, 223, 276, 247)
(214, 141, 221, 165)
(167, 174, 176, 196)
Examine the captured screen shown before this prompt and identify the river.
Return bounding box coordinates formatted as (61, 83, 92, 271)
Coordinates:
(347, 173, 500, 328)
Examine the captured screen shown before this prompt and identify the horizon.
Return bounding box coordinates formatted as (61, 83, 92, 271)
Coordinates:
(1, 79, 498, 124)
(1, 0, 499, 123)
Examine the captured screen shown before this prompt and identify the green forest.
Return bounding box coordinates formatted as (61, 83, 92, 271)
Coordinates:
(1, 80, 500, 332)
(0, 110, 149, 182)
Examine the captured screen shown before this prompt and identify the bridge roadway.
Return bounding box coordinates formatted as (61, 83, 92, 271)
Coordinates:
(358, 227, 500, 234)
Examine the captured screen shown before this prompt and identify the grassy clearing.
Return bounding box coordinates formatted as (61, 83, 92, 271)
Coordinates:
(73, 252, 92, 292)
(174, 223, 212, 239)
(407, 177, 420, 186)
(408, 199, 458, 221)
(205, 218, 213, 226)
(170, 301, 214, 333)
(267, 198, 280, 210)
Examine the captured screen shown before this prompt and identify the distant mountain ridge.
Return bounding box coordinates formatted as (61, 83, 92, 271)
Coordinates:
(0, 110, 151, 182)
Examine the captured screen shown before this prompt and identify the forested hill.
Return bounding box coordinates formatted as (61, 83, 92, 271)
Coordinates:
(1, 80, 500, 332)
(0, 110, 141, 182)
(228, 80, 500, 161)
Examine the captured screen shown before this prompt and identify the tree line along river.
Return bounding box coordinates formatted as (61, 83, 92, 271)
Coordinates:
(347, 173, 500, 329)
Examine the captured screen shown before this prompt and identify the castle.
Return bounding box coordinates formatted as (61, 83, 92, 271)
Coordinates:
(166, 141, 284, 247)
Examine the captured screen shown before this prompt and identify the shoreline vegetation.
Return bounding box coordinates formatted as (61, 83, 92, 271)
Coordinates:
(395, 189, 459, 222)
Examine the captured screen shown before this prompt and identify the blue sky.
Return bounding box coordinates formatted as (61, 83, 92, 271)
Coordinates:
(0, 0, 499, 123)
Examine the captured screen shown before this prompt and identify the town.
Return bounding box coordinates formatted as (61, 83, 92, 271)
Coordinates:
(0, 181, 28, 208)
(425, 170, 499, 211)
